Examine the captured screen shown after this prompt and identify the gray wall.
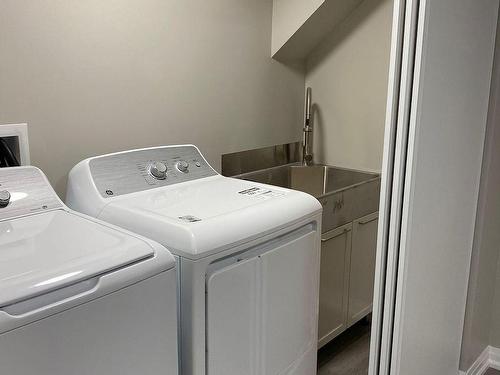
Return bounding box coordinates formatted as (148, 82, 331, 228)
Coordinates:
(460, 8, 500, 370)
(492, 259, 500, 347)
(0, 0, 304, 196)
(305, 0, 393, 172)
(481, 30, 500, 348)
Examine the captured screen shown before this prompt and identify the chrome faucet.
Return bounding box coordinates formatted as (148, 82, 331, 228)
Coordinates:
(303, 87, 313, 165)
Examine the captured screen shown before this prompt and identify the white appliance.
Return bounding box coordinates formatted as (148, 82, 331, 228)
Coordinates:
(66, 145, 322, 375)
(0, 166, 179, 375)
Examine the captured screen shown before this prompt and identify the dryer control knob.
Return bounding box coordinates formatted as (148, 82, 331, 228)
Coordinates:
(148, 161, 167, 180)
(0, 190, 11, 207)
(176, 160, 189, 173)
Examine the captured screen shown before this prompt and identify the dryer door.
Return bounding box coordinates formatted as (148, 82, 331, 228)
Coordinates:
(206, 224, 320, 375)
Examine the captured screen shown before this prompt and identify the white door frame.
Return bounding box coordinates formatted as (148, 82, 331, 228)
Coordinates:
(369, 0, 499, 374)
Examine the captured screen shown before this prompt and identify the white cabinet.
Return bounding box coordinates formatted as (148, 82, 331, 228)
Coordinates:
(318, 212, 378, 348)
(318, 223, 351, 348)
(348, 212, 379, 327)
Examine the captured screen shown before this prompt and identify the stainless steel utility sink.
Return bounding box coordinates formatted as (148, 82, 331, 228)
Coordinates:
(235, 164, 381, 232)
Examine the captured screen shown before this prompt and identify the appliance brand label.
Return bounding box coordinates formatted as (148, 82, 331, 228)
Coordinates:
(237, 187, 285, 200)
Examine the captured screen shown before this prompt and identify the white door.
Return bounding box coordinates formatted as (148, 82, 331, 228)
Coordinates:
(369, 0, 499, 374)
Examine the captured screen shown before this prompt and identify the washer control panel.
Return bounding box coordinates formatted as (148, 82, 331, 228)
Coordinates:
(0, 167, 62, 220)
(89, 145, 217, 198)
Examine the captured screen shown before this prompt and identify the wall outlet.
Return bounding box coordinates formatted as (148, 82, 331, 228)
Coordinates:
(0, 123, 30, 165)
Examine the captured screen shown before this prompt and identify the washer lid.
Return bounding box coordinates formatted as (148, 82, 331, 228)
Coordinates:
(99, 175, 322, 259)
(0, 210, 158, 307)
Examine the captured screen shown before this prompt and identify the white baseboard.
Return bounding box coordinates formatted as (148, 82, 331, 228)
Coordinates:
(462, 346, 500, 375)
(490, 346, 500, 370)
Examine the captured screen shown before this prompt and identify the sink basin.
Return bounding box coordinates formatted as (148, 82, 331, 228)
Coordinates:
(235, 164, 378, 197)
(234, 164, 381, 232)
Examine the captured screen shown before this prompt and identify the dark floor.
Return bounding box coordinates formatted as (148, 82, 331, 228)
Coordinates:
(485, 369, 500, 375)
(317, 321, 500, 375)
(317, 320, 371, 375)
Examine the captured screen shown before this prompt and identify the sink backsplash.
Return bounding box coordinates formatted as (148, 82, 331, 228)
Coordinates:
(221, 142, 301, 176)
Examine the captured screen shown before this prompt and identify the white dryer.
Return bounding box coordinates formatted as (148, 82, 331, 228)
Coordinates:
(66, 145, 322, 375)
(0, 167, 178, 375)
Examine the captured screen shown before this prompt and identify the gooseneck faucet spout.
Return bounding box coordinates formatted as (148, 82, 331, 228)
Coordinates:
(303, 87, 313, 165)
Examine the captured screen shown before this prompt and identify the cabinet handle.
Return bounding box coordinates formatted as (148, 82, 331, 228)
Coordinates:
(321, 227, 351, 242)
(358, 217, 378, 225)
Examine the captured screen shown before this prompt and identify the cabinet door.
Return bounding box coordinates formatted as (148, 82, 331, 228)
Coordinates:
(348, 212, 378, 326)
(318, 223, 352, 348)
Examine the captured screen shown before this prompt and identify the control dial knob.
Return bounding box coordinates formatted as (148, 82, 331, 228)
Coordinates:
(148, 161, 167, 180)
(0, 190, 11, 208)
(176, 160, 189, 173)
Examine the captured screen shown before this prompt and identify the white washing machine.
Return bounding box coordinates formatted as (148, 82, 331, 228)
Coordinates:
(0, 166, 179, 375)
(66, 145, 322, 375)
